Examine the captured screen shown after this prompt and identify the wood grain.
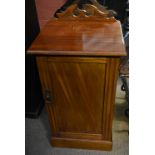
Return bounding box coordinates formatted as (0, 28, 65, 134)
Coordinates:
(36, 56, 120, 149)
(28, 19, 126, 56)
(29, 10, 126, 150)
(51, 137, 112, 150)
(55, 0, 117, 20)
(47, 57, 107, 135)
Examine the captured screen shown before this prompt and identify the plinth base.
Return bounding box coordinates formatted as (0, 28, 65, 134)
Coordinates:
(51, 137, 112, 151)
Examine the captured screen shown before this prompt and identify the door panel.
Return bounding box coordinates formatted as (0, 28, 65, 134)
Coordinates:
(46, 57, 107, 138)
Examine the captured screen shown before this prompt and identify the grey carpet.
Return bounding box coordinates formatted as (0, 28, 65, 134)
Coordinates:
(25, 78, 129, 155)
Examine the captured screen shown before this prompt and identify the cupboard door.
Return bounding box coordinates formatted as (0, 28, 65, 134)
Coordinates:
(43, 57, 108, 140)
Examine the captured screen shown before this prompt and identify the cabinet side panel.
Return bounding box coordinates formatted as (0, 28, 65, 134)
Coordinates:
(102, 58, 120, 140)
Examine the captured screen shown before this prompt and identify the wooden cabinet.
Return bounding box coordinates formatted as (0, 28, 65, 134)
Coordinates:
(28, 4, 126, 150)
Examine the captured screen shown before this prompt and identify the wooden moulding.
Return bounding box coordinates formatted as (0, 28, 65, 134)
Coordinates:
(51, 137, 112, 151)
(36, 56, 120, 150)
(27, 1, 126, 57)
(28, 1, 126, 151)
(55, 2, 117, 22)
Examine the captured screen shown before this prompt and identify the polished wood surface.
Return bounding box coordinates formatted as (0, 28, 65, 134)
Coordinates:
(55, 3, 116, 19)
(45, 57, 106, 135)
(28, 19, 126, 56)
(36, 56, 120, 150)
(28, 3, 126, 149)
(51, 137, 112, 150)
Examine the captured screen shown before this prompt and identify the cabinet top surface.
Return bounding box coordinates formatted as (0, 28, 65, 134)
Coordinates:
(28, 19, 126, 56)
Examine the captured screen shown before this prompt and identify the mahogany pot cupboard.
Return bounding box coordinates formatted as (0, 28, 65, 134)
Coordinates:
(28, 3, 126, 150)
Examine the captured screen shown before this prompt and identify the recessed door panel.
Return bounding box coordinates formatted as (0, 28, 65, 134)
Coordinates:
(46, 57, 107, 137)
